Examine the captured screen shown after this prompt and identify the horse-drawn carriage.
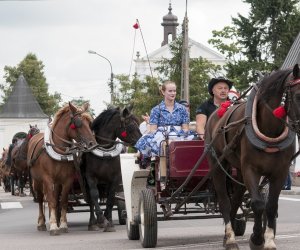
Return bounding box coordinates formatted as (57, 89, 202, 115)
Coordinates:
(121, 64, 300, 249)
(121, 139, 249, 248)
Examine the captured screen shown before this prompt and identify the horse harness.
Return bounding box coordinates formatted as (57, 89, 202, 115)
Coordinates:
(92, 112, 139, 158)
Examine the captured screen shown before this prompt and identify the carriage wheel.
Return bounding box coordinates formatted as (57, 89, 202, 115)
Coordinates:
(126, 218, 140, 240)
(138, 189, 157, 248)
(117, 200, 126, 225)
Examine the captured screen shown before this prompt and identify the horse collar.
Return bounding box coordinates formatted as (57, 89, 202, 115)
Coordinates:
(44, 125, 74, 162)
(245, 84, 295, 152)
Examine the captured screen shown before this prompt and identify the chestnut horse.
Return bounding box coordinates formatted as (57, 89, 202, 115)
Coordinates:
(27, 102, 97, 235)
(205, 64, 300, 250)
(10, 125, 40, 196)
(81, 106, 142, 232)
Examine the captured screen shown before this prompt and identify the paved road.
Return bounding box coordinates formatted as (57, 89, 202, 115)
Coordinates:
(1, 186, 300, 249)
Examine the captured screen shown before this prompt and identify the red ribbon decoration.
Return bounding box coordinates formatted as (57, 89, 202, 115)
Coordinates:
(70, 123, 76, 129)
(217, 100, 231, 118)
(273, 106, 286, 118)
(121, 131, 127, 138)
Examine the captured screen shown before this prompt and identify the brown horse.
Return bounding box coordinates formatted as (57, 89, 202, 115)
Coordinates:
(27, 102, 97, 235)
(10, 125, 40, 196)
(0, 148, 9, 191)
(205, 64, 300, 249)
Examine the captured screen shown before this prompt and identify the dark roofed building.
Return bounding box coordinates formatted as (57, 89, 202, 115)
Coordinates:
(0, 75, 48, 150)
(0, 75, 48, 118)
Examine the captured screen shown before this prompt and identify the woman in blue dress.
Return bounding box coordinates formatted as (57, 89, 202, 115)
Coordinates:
(135, 80, 194, 159)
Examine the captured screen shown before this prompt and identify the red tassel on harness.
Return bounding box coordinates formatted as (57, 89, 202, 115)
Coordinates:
(273, 106, 286, 118)
(217, 101, 231, 118)
(70, 123, 76, 129)
(27, 134, 32, 139)
(121, 131, 127, 138)
(133, 23, 139, 29)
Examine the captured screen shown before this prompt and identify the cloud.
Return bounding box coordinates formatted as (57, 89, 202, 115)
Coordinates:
(0, 0, 250, 115)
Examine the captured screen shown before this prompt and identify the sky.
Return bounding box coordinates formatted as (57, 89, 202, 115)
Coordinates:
(0, 0, 250, 115)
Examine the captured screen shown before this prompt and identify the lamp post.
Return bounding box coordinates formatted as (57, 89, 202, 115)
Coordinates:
(88, 50, 114, 104)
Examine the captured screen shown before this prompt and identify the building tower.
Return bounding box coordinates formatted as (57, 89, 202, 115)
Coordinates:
(161, 2, 179, 47)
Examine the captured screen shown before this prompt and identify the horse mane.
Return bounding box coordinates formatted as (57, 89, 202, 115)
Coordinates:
(52, 104, 93, 128)
(258, 68, 292, 101)
(91, 107, 120, 131)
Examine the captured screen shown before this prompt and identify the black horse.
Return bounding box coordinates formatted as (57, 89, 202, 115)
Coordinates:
(81, 106, 142, 232)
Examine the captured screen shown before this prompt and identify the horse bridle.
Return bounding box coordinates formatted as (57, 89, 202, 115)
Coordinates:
(50, 110, 91, 150)
(94, 113, 140, 147)
(284, 77, 300, 136)
(117, 114, 140, 142)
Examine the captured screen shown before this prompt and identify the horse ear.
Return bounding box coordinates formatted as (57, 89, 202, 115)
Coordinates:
(30, 124, 32, 128)
(127, 103, 134, 112)
(82, 102, 90, 112)
(293, 64, 299, 78)
(121, 107, 130, 118)
(69, 102, 77, 114)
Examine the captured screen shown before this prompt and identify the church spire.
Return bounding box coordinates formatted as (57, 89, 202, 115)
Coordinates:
(161, 2, 179, 46)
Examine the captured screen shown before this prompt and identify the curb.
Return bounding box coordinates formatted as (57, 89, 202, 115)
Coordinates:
(280, 186, 300, 195)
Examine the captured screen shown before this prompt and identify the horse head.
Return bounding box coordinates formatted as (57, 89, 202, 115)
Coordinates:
(92, 105, 142, 147)
(282, 64, 300, 135)
(117, 106, 142, 145)
(52, 102, 97, 150)
(28, 124, 40, 139)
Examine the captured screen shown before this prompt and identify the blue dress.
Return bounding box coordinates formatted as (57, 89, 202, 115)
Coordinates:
(135, 101, 195, 158)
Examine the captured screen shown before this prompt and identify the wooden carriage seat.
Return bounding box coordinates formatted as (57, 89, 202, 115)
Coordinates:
(168, 140, 209, 178)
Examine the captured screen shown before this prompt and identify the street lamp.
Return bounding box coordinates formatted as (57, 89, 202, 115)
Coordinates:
(88, 50, 114, 104)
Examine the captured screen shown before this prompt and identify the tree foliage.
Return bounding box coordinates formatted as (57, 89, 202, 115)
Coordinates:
(1, 53, 62, 116)
(209, 0, 300, 90)
(113, 74, 161, 121)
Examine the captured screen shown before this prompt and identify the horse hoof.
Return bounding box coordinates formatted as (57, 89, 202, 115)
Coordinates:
(97, 216, 109, 228)
(49, 229, 60, 236)
(225, 243, 239, 250)
(88, 225, 100, 231)
(249, 238, 264, 250)
(59, 227, 68, 233)
(37, 225, 47, 231)
(103, 226, 116, 232)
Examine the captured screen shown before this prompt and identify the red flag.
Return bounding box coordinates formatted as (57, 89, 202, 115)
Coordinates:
(133, 22, 139, 29)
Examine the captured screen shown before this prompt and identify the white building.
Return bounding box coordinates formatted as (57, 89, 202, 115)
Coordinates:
(134, 3, 226, 78)
(0, 75, 49, 150)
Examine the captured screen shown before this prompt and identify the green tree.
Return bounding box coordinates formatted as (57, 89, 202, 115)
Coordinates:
(113, 74, 161, 121)
(1, 53, 62, 116)
(209, 0, 300, 90)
